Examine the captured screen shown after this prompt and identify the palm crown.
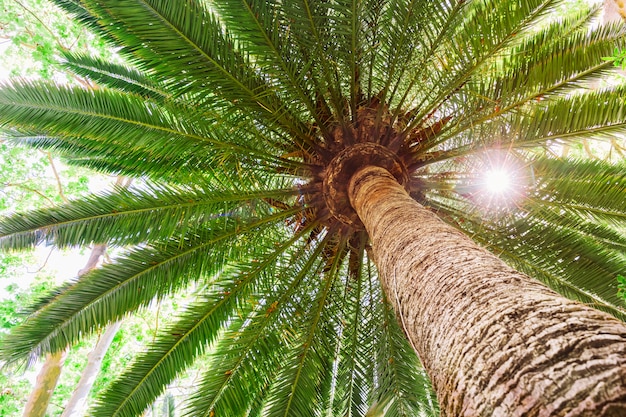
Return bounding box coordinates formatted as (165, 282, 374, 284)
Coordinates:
(1, 0, 626, 416)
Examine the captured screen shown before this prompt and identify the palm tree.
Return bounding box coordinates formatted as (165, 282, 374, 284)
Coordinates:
(1, 0, 626, 415)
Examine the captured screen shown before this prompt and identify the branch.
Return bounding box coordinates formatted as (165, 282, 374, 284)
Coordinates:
(77, 244, 107, 276)
(610, 139, 625, 159)
(582, 139, 600, 160)
(1, 182, 56, 206)
(43, 151, 69, 203)
(13, 0, 69, 51)
(26, 247, 55, 274)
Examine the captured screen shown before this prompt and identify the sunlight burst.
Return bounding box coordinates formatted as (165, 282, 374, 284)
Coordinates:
(468, 151, 530, 211)
(484, 168, 513, 195)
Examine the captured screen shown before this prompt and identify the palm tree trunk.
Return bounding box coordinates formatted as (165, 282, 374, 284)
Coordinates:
(348, 165, 626, 416)
(60, 320, 122, 417)
(22, 350, 67, 417)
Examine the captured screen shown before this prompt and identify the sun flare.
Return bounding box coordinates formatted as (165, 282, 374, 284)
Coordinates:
(484, 168, 513, 195)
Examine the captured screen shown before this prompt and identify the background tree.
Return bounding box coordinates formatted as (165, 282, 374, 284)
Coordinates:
(0, 0, 625, 416)
(0, 116, 95, 416)
(1, 2, 184, 415)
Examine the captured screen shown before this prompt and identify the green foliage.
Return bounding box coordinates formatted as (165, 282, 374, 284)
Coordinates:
(0, 275, 56, 415)
(0, 0, 625, 416)
(0, 373, 31, 417)
(618, 275, 626, 301)
(0, 143, 91, 213)
(0, 0, 111, 80)
(46, 302, 187, 416)
(0, 274, 192, 416)
(602, 47, 626, 69)
(1, 1, 148, 415)
(0, 275, 54, 331)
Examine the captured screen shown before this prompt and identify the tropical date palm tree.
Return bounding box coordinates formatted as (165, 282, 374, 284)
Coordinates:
(1, 0, 626, 415)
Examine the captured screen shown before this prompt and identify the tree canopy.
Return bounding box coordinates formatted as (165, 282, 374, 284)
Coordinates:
(0, 0, 625, 416)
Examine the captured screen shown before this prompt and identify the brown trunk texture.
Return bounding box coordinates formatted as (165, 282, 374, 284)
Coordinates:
(349, 166, 626, 416)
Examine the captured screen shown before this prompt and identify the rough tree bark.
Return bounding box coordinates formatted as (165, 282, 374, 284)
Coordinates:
(349, 165, 626, 416)
(22, 244, 107, 417)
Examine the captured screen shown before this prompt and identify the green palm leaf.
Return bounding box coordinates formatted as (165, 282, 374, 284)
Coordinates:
(0, 184, 296, 249)
(62, 52, 172, 101)
(92, 225, 313, 417)
(0, 208, 298, 364)
(0, 81, 290, 171)
(262, 237, 346, 417)
(425, 155, 626, 319)
(186, 232, 326, 417)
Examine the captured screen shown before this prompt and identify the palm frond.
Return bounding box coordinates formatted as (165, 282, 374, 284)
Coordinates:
(263, 236, 347, 417)
(185, 231, 327, 417)
(0, 184, 297, 249)
(477, 213, 626, 319)
(426, 166, 626, 320)
(328, 236, 370, 416)
(76, 0, 312, 143)
(452, 15, 623, 137)
(278, 0, 351, 120)
(375, 1, 464, 111)
(91, 224, 314, 417)
(210, 1, 321, 125)
(0, 81, 293, 174)
(372, 285, 438, 417)
(529, 156, 626, 226)
(62, 52, 172, 101)
(401, 0, 556, 129)
(0, 209, 297, 365)
(519, 85, 626, 145)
